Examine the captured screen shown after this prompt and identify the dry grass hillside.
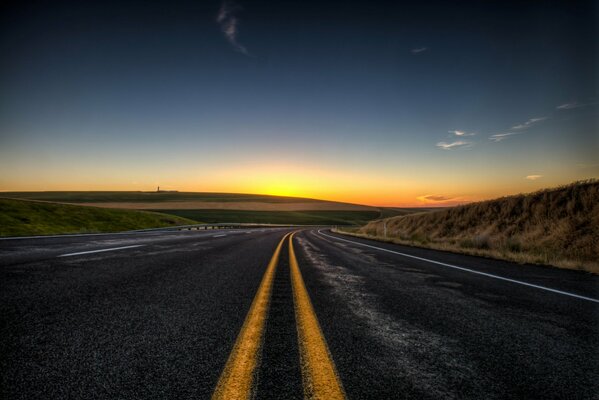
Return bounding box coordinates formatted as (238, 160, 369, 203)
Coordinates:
(353, 180, 599, 273)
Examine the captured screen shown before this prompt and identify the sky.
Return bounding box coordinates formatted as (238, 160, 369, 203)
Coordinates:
(0, 0, 597, 206)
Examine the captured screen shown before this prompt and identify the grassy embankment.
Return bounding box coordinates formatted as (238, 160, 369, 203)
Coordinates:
(340, 180, 599, 274)
(0, 198, 196, 237)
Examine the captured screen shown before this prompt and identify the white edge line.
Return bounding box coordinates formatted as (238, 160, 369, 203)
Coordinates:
(0, 231, 163, 241)
(0, 227, 273, 241)
(58, 245, 145, 258)
(212, 234, 227, 238)
(317, 230, 599, 304)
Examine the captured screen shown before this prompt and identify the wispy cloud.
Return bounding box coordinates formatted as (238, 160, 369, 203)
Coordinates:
(411, 47, 428, 54)
(419, 195, 452, 201)
(416, 194, 467, 206)
(489, 115, 546, 143)
(489, 132, 521, 142)
(525, 175, 543, 180)
(556, 101, 597, 110)
(217, 1, 249, 55)
(511, 117, 547, 130)
(436, 140, 471, 150)
(448, 130, 476, 137)
(556, 102, 582, 110)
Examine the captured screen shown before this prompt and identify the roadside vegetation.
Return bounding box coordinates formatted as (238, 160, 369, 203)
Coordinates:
(341, 180, 599, 274)
(0, 198, 196, 237)
(377, 207, 444, 219)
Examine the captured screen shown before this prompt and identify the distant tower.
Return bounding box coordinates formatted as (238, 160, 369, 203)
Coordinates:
(157, 186, 160, 192)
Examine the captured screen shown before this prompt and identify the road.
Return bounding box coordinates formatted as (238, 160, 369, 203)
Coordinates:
(1, 228, 598, 399)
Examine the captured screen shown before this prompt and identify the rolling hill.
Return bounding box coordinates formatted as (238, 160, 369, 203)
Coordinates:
(1, 191, 416, 226)
(0, 198, 196, 237)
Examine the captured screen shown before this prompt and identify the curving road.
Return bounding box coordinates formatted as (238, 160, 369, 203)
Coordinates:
(1, 228, 598, 399)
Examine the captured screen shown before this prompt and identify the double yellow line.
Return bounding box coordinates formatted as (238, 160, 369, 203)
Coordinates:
(212, 232, 346, 400)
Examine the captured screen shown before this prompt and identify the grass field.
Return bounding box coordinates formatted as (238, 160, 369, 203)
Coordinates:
(351, 180, 599, 273)
(154, 209, 381, 225)
(0, 191, 418, 231)
(1, 191, 379, 212)
(1, 191, 365, 205)
(0, 198, 196, 237)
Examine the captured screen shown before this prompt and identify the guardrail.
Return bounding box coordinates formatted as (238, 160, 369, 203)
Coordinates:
(130, 223, 310, 233)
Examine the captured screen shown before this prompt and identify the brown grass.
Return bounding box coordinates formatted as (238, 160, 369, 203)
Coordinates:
(354, 180, 599, 274)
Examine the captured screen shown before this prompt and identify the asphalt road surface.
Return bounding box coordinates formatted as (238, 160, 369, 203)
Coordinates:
(1, 228, 598, 399)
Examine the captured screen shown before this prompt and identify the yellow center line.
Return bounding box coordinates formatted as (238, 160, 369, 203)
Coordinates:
(289, 233, 347, 400)
(212, 232, 291, 400)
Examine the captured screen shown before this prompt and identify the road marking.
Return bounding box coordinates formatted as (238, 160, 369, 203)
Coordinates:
(0, 231, 161, 240)
(212, 232, 291, 400)
(289, 233, 347, 399)
(317, 230, 599, 304)
(57, 245, 145, 258)
(213, 234, 227, 238)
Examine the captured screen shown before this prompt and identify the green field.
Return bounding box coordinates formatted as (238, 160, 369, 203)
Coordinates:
(155, 209, 381, 225)
(0, 198, 196, 237)
(1, 191, 329, 204)
(0, 192, 430, 232)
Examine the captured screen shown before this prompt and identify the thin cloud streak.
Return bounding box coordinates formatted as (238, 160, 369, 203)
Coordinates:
(511, 117, 547, 130)
(411, 47, 428, 54)
(436, 140, 471, 150)
(419, 195, 452, 201)
(556, 101, 597, 110)
(489, 115, 546, 143)
(557, 102, 582, 110)
(489, 132, 521, 142)
(217, 1, 249, 55)
(525, 175, 543, 180)
(448, 130, 476, 137)
(416, 194, 466, 206)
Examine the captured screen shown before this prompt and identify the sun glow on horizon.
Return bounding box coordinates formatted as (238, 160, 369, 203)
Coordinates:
(1, 1, 597, 210)
(3, 136, 595, 207)
(2, 158, 589, 207)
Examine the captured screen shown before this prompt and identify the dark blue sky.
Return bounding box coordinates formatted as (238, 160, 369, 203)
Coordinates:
(1, 0, 597, 204)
